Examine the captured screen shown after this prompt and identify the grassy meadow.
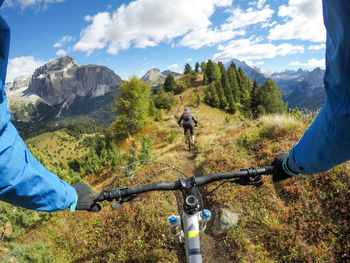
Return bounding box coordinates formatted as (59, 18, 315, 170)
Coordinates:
(0, 79, 348, 263)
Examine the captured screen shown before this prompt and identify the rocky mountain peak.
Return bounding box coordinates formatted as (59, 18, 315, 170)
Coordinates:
(300, 67, 324, 91)
(5, 75, 31, 93)
(27, 57, 122, 106)
(141, 68, 166, 84)
(33, 56, 79, 78)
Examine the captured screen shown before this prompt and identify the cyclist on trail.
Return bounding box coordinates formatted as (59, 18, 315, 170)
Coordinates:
(178, 108, 198, 145)
(272, 0, 350, 182)
(0, 0, 99, 212)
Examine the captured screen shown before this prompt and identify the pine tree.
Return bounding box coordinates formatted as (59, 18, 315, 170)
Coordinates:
(149, 99, 156, 118)
(195, 62, 200, 73)
(204, 83, 220, 108)
(227, 62, 240, 103)
(215, 81, 227, 109)
(242, 88, 252, 118)
(163, 73, 176, 92)
(184, 63, 192, 74)
(205, 60, 221, 83)
(250, 78, 259, 113)
(218, 62, 226, 74)
(205, 60, 218, 83)
(220, 66, 232, 101)
(203, 74, 209, 85)
(213, 62, 221, 81)
(237, 67, 246, 102)
(227, 94, 237, 114)
(201, 61, 207, 72)
(252, 78, 286, 118)
(108, 77, 151, 141)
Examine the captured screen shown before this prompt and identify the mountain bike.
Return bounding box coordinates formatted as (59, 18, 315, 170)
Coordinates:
(180, 124, 197, 151)
(96, 160, 273, 263)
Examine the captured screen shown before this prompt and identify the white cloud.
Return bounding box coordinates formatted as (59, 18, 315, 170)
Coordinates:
(84, 15, 93, 22)
(74, 12, 111, 55)
(179, 28, 244, 49)
(261, 20, 276, 28)
(269, 0, 325, 42)
(74, 0, 233, 55)
(254, 61, 264, 66)
(167, 64, 179, 69)
(56, 49, 66, 56)
(289, 58, 325, 68)
(4, 0, 65, 9)
(221, 6, 274, 30)
(6, 56, 45, 83)
(249, 0, 266, 9)
(186, 58, 192, 62)
(212, 38, 304, 63)
(53, 35, 74, 48)
(307, 44, 325, 51)
(245, 60, 266, 68)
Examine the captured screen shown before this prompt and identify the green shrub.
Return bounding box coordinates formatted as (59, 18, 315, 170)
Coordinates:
(167, 131, 177, 143)
(4, 241, 55, 263)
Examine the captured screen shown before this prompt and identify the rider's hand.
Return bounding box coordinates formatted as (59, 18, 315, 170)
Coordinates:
(71, 183, 101, 212)
(271, 153, 298, 182)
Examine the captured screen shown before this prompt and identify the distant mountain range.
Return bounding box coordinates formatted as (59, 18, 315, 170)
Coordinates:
(286, 68, 325, 111)
(6, 56, 325, 125)
(224, 59, 325, 111)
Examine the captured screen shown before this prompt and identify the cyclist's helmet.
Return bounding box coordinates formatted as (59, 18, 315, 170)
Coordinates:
(184, 107, 190, 112)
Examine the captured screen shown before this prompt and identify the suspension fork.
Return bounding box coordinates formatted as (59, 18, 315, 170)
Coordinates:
(167, 177, 212, 263)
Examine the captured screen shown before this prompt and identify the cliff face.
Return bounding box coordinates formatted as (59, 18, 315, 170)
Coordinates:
(8, 56, 123, 123)
(27, 56, 122, 106)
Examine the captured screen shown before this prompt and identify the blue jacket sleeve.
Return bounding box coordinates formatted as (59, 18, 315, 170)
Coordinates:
(288, 0, 350, 174)
(0, 12, 77, 211)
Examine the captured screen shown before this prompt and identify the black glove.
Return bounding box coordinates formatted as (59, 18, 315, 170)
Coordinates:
(71, 183, 101, 212)
(194, 124, 198, 127)
(271, 153, 298, 182)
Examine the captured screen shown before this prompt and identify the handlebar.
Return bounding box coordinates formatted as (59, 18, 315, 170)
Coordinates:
(96, 166, 273, 203)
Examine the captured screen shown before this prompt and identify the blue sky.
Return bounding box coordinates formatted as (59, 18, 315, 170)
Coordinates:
(1, 0, 326, 82)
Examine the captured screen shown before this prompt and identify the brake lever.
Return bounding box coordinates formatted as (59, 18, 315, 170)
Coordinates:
(227, 178, 263, 188)
(96, 187, 139, 210)
(110, 190, 139, 210)
(227, 167, 264, 188)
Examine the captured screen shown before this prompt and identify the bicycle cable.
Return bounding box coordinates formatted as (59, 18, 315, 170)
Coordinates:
(107, 160, 187, 191)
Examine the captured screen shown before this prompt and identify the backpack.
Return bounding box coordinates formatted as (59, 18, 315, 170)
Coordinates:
(183, 111, 192, 124)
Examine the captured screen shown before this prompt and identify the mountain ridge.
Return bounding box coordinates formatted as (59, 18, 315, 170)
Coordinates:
(7, 56, 122, 123)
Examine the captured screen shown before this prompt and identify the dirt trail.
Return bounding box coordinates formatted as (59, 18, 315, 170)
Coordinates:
(167, 92, 230, 263)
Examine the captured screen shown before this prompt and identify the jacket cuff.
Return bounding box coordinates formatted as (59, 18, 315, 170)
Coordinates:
(66, 184, 78, 211)
(288, 148, 303, 174)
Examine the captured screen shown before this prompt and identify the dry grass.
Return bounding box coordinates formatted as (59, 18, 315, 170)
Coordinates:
(257, 114, 303, 132)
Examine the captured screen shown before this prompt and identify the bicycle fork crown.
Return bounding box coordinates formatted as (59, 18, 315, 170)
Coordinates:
(167, 209, 211, 229)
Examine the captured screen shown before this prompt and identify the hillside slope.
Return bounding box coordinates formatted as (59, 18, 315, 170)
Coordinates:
(1, 86, 349, 263)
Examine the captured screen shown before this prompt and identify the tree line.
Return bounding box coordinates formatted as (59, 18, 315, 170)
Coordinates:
(201, 60, 286, 118)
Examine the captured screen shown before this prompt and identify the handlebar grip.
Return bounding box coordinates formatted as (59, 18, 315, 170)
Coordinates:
(264, 166, 274, 174)
(96, 188, 123, 202)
